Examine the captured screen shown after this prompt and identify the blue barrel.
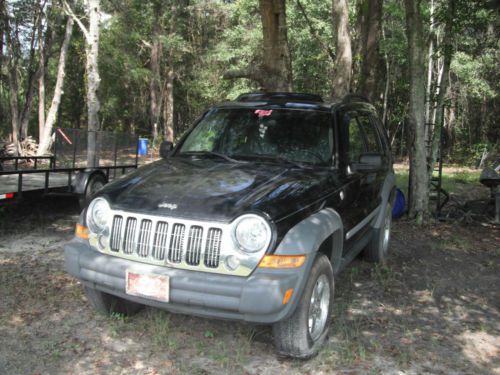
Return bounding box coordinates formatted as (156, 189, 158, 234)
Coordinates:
(138, 138, 149, 156)
(392, 188, 406, 219)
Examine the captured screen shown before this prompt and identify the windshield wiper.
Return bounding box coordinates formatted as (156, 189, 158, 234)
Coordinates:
(181, 151, 246, 163)
(232, 154, 310, 169)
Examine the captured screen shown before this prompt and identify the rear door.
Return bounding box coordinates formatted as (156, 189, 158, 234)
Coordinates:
(355, 112, 386, 214)
(336, 107, 371, 235)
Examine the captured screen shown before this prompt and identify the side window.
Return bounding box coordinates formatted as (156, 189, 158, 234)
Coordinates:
(370, 114, 389, 154)
(347, 116, 365, 163)
(357, 115, 381, 153)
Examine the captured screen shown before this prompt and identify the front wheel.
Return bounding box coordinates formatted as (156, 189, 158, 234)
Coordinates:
(272, 254, 334, 358)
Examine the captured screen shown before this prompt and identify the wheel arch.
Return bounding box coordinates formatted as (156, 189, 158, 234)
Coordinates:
(274, 208, 344, 274)
(373, 172, 396, 229)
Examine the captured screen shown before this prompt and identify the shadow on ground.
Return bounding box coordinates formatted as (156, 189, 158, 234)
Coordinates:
(0, 197, 498, 374)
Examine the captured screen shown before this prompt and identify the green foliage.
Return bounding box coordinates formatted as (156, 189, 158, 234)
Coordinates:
(0, 0, 498, 163)
(451, 52, 496, 99)
(287, 0, 334, 97)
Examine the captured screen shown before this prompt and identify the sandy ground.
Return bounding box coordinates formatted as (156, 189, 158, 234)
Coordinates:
(0, 195, 498, 375)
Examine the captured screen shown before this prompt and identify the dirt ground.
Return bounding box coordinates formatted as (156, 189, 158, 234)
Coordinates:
(0, 194, 498, 375)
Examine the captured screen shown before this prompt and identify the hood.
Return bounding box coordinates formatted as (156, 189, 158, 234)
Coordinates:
(99, 157, 340, 222)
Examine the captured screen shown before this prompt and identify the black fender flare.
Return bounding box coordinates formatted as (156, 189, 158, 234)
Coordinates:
(373, 172, 396, 229)
(274, 208, 344, 274)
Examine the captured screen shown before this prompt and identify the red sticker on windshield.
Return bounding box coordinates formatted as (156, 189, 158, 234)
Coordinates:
(255, 109, 273, 117)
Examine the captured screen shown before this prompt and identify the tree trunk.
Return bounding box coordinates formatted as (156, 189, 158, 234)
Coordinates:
(424, 0, 435, 142)
(38, 1, 53, 144)
(358, 0, 383, 102)
(332, 0, 352, 98)
(38, 29, 45, 142)
(428, 0, 455, 178)
(224, 1, 293, 91)
(404, 0, 429, 222)
(259, 0, 292, 91)
(163, 68, 174, 143)
(3, 13, 20, 151)
(149, 2, 162, 140)
(381, 24, 390, 125)
(37, 16, 74, 155)
(85, 0, 101, 167)
(19, 4, 44, 140)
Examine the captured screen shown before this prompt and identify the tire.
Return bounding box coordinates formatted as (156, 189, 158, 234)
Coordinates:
(364, 203, 392, 263)
(79, 173, 107, 209)
(272, 254, 334, 359)
(84, 287, 144, 316)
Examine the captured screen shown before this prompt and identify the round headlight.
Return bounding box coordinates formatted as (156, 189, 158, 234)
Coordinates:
(233, 214, 271, 253)
(86, 197, 111, 234)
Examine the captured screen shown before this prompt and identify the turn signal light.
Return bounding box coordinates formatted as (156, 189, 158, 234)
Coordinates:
(282, 288, 294, 305)
(258, 255, 305, 269)
(75, 223, 89, 240)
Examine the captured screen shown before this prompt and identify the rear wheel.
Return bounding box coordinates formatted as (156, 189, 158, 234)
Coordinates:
(272, 254, 334, 358)
(364, 203, 392, 263)
(84, 287, 144, 316)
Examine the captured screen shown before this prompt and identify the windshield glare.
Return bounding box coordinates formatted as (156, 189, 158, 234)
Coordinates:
(179, 108, 333, 165)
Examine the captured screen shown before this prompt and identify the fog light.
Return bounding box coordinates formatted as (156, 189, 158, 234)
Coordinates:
(225, 255, 240, 271)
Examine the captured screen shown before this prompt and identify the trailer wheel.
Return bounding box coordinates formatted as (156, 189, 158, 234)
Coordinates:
(79, 173, 107, 209)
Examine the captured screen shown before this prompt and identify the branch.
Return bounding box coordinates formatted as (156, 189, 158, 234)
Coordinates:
(140, 39, 152, 49)
(223, 68, 265, 87)
(63, 0, 90, 44)
(296, 0, 336, 62)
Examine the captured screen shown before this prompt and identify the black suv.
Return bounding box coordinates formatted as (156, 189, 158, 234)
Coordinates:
(65, 92, 395, 358)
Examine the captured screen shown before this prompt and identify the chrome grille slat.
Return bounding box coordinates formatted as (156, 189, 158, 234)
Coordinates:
(152, 221, 169, 260)
(168, 223, 185, 263)
(110, 216, 123, 251)
(186, 226, 203, 265)
(205, 228, 221, 268)
(136, 219, 153, 257)
(123, 217, 137, 254)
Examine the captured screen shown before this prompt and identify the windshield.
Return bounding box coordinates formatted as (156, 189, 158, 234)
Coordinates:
(179, 108, 333, 165)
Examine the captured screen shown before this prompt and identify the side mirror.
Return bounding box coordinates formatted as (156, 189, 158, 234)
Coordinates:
(356, 152, 383, 172)
(160, 141, 174, 159)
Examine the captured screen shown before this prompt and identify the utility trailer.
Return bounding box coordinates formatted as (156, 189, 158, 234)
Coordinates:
(0, 128, 138, 207)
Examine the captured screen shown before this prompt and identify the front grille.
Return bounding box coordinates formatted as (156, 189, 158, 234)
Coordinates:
(108, 214, 223, 268)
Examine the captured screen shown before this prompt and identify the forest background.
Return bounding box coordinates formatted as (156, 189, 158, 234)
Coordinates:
(0, 0, 498, 218)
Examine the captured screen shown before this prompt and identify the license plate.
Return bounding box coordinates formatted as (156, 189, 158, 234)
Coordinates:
(126, 270, 170, 303)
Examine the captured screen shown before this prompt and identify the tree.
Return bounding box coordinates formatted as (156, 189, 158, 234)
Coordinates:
(2, 0, 45, 153)
(148, 0, 162, 141)
(358, 0, 383, 103)
(224, 0, 292, 91)
(331, 0, 352, 98)
(37, 15, 74, 155)
(64, 0, 101, 167)
(404, 0, 429, 221)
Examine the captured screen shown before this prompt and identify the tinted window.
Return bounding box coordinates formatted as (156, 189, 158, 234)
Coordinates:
(347, 117, 365, 163)
(179, 108, 333, 165)
(357, 115, 381, 153)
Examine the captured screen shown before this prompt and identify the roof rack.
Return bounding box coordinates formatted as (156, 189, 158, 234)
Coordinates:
(236, 92, 324, 103)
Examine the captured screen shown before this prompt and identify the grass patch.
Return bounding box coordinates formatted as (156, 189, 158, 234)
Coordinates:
(395, 168, 482, 197)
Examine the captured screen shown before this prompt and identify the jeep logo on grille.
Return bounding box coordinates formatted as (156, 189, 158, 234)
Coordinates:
(158, 202, 178, 210)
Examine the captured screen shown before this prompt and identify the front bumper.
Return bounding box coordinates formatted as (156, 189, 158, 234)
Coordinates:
(64, 239, 312, 324)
